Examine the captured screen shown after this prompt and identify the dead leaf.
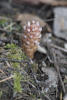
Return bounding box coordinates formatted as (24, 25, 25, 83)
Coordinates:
(15, 13, 51, 32)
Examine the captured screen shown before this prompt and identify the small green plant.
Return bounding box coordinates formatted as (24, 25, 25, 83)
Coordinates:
(0, 19, 7, 25)
(5, 43, 28, 93)
(14, 72, 22, 93)
(0, 91, 2, 98)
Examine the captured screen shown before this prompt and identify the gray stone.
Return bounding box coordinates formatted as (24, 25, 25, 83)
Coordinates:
(53, 7, 67, 40)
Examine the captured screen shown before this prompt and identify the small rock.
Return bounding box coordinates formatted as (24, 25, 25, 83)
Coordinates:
(53, 7, 67, 40)
(64, 43, 67, 49)
(42, 67, 58, 88)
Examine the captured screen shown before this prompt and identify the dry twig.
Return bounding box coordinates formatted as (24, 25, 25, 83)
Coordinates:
(52, 48, 66, 94)
(0, 75, 14, 83)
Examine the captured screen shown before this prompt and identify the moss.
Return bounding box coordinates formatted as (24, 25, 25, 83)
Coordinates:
(14, 72, 22, 93)
(5, 43, 27, 68)
(5, 43, 28, 93)
(0, 91, 2, 98)
(0, 19, 7, 25)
